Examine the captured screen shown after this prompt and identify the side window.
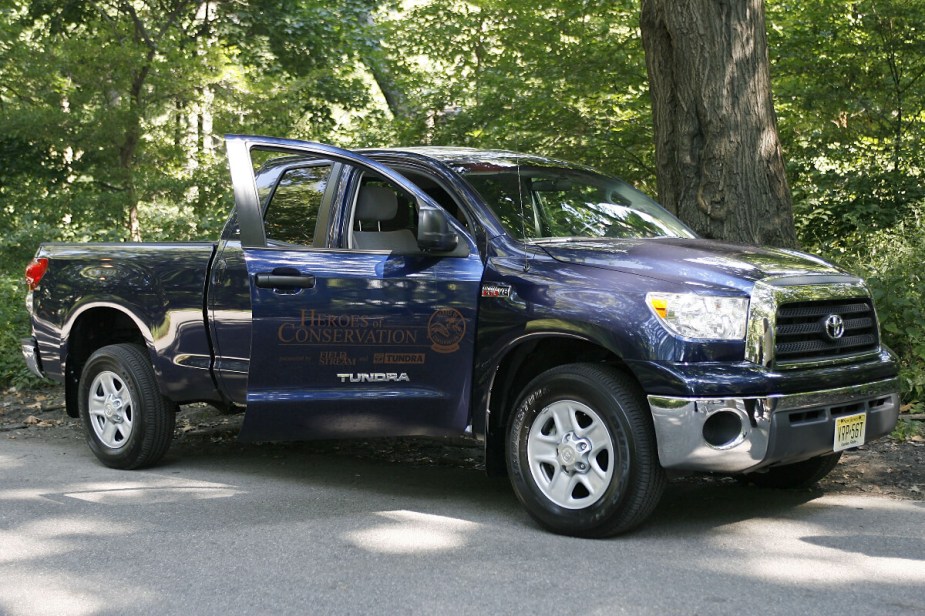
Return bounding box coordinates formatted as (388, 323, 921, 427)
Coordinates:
(389, 167, 472, 232)
(263, 164, 332, 246)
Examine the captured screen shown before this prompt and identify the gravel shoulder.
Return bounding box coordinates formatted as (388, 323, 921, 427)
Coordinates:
(2, 385, 922, 500)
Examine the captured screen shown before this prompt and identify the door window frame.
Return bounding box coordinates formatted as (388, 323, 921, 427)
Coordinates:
(227, 135, 460, 251)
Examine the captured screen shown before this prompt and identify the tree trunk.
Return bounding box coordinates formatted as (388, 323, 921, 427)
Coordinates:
(367, 56, 410, 121)
(119, 134, 142, 242)
(359, 10, 412, 122)
(640, 0, 796, 247)
(121, 75, 146, 242)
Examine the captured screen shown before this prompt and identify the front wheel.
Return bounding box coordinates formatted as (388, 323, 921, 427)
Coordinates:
(506, 363, 666, 537)
(78, 344, 175, 469)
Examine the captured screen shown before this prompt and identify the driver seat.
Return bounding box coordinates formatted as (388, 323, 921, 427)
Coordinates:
(352, 185, 419, 253)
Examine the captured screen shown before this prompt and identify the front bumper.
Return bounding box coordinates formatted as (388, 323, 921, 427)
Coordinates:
(21, 337, 44, 379)
(648, 377, 899, 473)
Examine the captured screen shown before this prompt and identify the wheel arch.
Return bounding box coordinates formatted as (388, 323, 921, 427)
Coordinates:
(482, 332, 643, 476)
(62, 303, 153, 418)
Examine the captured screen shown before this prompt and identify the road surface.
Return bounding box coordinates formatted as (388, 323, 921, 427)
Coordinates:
(1, 434, 923, 615)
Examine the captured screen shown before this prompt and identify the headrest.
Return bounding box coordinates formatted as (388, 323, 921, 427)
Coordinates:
(356, 185, 399, 222)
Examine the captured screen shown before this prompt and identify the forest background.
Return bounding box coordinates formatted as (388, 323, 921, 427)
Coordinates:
(1, 0, 923, 409)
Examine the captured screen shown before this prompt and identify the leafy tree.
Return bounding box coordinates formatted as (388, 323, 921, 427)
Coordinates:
(767, 0, 925, 252)
(216, 0, 389, 141)
(378, 0, 656, 188)
(0, 0, 388, 253)
(0, 1, 226, 247)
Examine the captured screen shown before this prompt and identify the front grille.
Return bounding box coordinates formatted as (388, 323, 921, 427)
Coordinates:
(775, 298, 879, 365)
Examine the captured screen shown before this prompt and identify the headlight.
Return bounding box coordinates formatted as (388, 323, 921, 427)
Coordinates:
(646, 292, 748, 340)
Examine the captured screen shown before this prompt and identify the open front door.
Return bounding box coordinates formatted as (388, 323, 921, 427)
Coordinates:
(225, 135, 482, 442)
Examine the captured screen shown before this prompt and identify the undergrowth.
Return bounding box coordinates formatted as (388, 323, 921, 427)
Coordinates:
(0, 269, 47, 389)
(808, 209, 925, 406)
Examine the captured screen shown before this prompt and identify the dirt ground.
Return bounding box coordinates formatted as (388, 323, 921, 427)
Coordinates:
(2, 385, 922, 500)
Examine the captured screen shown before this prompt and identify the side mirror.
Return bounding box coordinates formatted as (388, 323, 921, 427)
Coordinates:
(417, 206, 459, 252)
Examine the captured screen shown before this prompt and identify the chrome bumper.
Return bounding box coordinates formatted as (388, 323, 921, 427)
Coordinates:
(21, 337, 44, 379)
(648, 378, 900, 472)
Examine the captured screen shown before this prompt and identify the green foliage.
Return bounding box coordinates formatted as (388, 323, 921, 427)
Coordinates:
(768, 0, 925, 404)
(1, 0, 229, 247)
(381, 0, 656, 187)
(0, 271, 46, 389)
(2, 0, 925, 404)
(768, 0, 925, 249)
(809, 209, 925, 402)
(891, 416, 925, 442)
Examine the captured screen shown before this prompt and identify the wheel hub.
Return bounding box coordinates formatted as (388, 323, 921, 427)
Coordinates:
(556, 432, 592, 474)
(526, 399, 617, 510)
(104, 395, 123, 423)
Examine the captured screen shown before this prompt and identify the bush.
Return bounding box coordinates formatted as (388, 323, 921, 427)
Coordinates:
(0, 268, 47, 389)
(806, 209, 925, 404)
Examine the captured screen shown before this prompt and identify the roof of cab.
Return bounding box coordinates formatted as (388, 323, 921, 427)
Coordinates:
(254, 144, 587, 177)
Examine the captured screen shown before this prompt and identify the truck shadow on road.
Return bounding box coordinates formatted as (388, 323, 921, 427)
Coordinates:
(160, 433, 861, 538)
(645, 479, 825, 533)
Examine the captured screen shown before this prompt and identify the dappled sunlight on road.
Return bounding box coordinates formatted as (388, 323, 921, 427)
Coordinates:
(1, 571, 108, 616)
(0, 516, 137, 564)
(0, 473, 245, 615)
(64, 483, 241, 505)
(0, 475, 243, 505)
(344, 509, 480, 554)
(2, 436, 922, 615)
(62, 485, 240, 504)
(702, 496, 925, 585)
(0, 515, 141, 616)
(0, 451, 26, 471)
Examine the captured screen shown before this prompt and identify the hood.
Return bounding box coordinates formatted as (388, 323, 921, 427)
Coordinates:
(538, 237, 846, 294)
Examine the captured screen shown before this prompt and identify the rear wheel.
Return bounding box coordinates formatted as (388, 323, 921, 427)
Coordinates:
(506, 363, 665, 537)
(744, 452, 843, 489)
(78, 344, 175, 469)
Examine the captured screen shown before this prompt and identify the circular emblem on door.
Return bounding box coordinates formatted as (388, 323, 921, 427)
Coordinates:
(824, 314, 845, 340)
(428, 307, 466, 353)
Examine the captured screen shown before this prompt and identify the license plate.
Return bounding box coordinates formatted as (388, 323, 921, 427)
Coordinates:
(834, 412, 867, 452)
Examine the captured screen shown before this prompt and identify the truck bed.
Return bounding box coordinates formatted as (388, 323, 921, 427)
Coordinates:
(30, 242, 220, 405)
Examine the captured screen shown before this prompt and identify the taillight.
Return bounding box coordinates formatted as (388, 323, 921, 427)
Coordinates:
(25, 258, 48, 291)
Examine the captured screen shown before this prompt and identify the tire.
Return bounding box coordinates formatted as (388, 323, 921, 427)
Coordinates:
(744, 452, 842, 489)
(506, 363, 666, 537)
(78, 343, 175, 470)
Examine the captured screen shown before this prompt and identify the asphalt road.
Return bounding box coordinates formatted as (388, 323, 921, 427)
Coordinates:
(1, 434, 923, 616)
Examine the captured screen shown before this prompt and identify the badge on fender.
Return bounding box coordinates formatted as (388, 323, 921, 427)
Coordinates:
(481, 283, 512, 298)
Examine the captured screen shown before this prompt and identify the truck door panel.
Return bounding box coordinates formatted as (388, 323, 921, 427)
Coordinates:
(240, 248, 480, 440)
(225, 135, 482, 442)
(209, 160, 344, 407)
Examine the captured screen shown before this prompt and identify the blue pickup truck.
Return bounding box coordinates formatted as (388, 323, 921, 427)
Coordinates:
(22, 135, 900, 536)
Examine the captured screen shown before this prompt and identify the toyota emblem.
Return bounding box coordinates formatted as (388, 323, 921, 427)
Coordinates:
(824, 314, 845, 340)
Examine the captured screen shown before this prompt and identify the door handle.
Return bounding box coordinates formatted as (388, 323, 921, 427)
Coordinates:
(255, 272, 316, 289)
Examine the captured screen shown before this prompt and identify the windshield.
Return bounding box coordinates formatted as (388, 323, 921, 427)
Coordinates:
(462, 166, 695, 241)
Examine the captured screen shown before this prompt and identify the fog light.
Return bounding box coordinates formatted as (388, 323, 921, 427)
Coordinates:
(703, 410, 746, 449)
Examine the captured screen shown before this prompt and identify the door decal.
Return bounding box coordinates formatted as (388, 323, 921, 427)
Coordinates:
(427, 308, 467, 353)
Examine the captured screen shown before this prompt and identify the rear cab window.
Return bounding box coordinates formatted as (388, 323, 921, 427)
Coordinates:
(263, 164, 333, 247)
